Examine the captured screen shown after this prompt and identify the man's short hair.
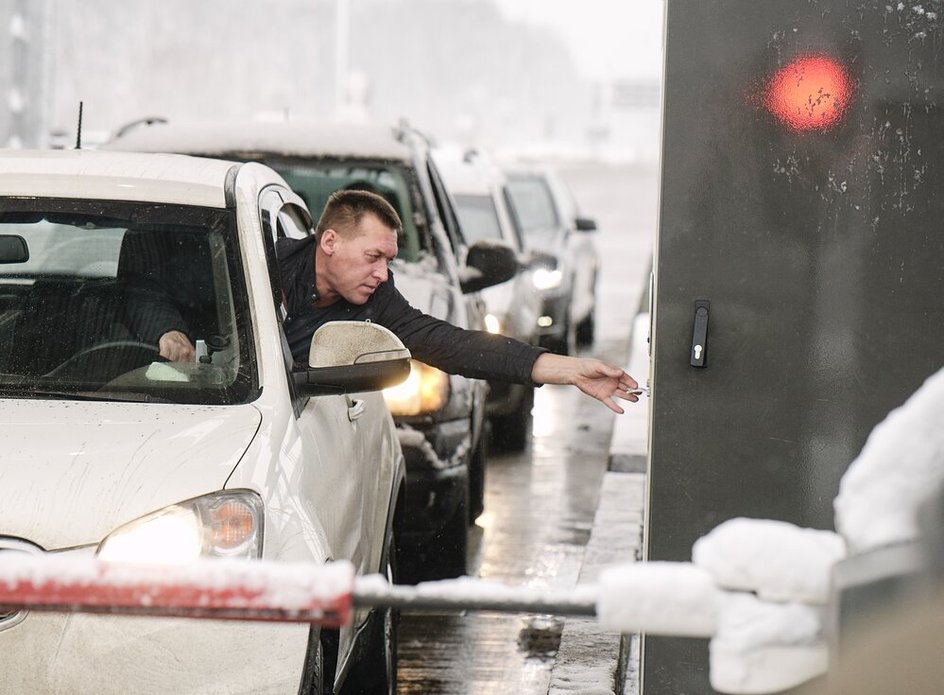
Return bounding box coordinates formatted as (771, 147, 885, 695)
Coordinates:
(315, 189, 402, 241)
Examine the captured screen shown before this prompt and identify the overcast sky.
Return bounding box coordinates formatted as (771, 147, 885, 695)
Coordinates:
(492, 0, 664, 81)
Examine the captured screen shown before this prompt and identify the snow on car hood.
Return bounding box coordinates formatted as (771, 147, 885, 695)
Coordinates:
(0, 399, 261, 550)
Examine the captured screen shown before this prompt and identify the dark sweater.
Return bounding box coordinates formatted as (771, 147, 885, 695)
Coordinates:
(277, 235, 546, 386)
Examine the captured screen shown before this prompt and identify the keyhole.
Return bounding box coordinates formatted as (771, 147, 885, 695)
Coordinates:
(693, 344, 703, 360)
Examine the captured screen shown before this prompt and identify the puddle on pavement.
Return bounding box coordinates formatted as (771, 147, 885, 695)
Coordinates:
(517, 614, 564, 659)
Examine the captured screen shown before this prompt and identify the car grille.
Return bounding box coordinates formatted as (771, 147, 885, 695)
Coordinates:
(0, 538, 42, 631)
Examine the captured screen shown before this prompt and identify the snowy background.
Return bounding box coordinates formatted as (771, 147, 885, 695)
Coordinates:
(0, 0, 663, 161)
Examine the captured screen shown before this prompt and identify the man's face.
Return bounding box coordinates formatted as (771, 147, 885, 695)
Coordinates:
(320, 212, 398, 305)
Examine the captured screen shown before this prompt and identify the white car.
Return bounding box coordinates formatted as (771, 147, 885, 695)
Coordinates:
(0, 149, 405, 694)
(432, 146, 543, 451)
(504, 164, 600, 355)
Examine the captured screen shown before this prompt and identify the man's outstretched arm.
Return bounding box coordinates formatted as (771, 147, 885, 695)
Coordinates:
(531, 353, 640, 414)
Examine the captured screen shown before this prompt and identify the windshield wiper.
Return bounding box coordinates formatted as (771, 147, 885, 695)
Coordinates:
(0, 387, 170, 403)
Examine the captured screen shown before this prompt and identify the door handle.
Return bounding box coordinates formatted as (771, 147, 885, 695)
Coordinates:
(346, 396, 366, 422)
(690, 300, 710, 368)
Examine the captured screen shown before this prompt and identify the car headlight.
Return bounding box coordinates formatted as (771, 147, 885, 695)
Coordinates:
(484, 313, 504, 335)
(383, 359, 450, 416)
(97, 490, 264, 564)
(532, 267, 563, 290)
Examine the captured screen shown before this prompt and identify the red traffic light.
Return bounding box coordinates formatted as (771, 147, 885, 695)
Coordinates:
(764, 55, 853, 132)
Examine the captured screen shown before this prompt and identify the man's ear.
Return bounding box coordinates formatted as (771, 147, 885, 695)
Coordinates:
(320, 228, 337, 255)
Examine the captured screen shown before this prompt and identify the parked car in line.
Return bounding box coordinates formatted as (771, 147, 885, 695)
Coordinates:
(503, 164, 600, 355)
(105, 120, 516, 579)
(0, 149, 407, 694)
(432, 146, 543, 451)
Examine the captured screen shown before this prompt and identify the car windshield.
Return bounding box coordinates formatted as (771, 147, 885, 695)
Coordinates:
(505, 175, 560, 237)
(0, 199, 256, 405)
(453, 193, 503, 244)
(275, 161, 425, 263)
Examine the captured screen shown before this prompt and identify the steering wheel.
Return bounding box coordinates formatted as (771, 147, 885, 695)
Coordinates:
(43, 340, 166, 382)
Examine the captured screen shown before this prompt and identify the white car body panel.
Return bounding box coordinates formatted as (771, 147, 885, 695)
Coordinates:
(0, 400, 261, 548)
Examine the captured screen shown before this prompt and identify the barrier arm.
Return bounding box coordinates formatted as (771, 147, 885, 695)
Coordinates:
(0, 553, 715, 635)
(0, 553, 828, 693)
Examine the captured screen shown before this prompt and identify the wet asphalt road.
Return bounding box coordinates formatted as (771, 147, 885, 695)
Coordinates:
(396, 161, 658, 694)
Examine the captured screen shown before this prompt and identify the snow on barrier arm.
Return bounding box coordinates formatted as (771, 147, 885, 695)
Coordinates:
(0, 553, 826, 694)
(0, 553, 355, 626)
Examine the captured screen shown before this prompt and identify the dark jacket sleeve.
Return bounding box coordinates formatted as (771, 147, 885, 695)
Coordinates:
(118, 231, 190, 344)
(367, 280, 547, 387)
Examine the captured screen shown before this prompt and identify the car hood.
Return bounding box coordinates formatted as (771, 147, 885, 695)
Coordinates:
(525, 228, 567, 258)
(481, 280, 515, 315)
(0, 399, 261, 550)
(392, 262, 453, 322)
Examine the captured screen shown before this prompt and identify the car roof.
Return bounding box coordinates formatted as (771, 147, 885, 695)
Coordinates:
(0, 149, 238, 208)
(433, 146, 507, 196)
(104, 120, 417, 164)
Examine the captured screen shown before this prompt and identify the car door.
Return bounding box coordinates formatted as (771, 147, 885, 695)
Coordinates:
(257, 187, 391, 576)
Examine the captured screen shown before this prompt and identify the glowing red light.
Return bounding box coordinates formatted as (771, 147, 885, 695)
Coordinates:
(764, 55, 853, 132)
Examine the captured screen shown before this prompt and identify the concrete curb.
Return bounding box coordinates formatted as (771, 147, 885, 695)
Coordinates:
(548, 313, 650, 695)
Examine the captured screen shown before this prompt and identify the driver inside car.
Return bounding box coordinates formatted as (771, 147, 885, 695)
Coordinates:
(117, 227, 219, 362)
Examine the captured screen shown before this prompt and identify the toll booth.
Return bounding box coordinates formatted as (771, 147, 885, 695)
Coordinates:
(647, 1, 944, 692)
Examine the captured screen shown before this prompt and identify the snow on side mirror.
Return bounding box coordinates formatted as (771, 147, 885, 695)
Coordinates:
(293, 321, 411, 396)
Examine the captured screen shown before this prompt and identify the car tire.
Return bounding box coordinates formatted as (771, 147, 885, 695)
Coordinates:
(490, 387, 533, 453)
(342, 535, 399, 694)
(300, 626, 325, 694)
(427, 485, 469, 579)
(468, 421, 489, 523)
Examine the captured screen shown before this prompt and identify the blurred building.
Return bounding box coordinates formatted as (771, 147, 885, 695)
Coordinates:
(0, 0, 48, 148)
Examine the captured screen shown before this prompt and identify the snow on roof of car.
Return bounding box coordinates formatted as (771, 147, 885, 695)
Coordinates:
(104, 120, 416, 163)
(432, 144, 507, 195)
(0, 149, 236, 208)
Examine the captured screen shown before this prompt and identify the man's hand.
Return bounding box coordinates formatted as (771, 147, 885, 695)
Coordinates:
(158, 330, 195, 362)
(531, 353, 640, 414)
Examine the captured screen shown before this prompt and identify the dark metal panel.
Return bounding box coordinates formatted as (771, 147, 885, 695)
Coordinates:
(647, 1, 944, 692)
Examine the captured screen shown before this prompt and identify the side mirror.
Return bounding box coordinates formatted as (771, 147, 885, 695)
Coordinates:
(0, 235, 29, 263)
(459, 240, 520, 294)
(575, 216, 597, 232)
(292, 321, 411, 396)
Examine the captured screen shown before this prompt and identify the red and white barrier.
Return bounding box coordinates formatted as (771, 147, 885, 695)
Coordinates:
(0, 553, 354, 626)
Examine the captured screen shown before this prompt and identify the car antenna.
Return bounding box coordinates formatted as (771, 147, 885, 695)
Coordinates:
(74, 101, 83, 150)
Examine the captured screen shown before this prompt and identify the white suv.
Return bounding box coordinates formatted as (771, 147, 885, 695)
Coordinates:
(0, 149, 404, 694)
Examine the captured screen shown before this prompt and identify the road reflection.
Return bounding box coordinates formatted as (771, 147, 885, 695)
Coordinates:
(397, 338, 625, 693)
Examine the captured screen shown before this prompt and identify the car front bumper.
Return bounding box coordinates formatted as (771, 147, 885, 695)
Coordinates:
(485, 379, 530, 418)
(0, 610, 310, 694)
(396, 417, 470, 543)
(536, 290, 570, 338)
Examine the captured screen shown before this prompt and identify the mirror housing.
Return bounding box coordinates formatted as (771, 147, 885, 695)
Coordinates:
(459, 240, 520, 294)
(575, 216, 597, 232)
(292, 321, 411, 396)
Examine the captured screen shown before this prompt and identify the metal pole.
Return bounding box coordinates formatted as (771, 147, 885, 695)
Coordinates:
(352, 577, 597, 617)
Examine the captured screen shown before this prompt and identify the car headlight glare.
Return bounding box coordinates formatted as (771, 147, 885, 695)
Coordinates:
(97, 490, 264, 565)
(532, 267, 563, 290)
(384, 360, 450, 415)
(484, 313, 503, 335)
